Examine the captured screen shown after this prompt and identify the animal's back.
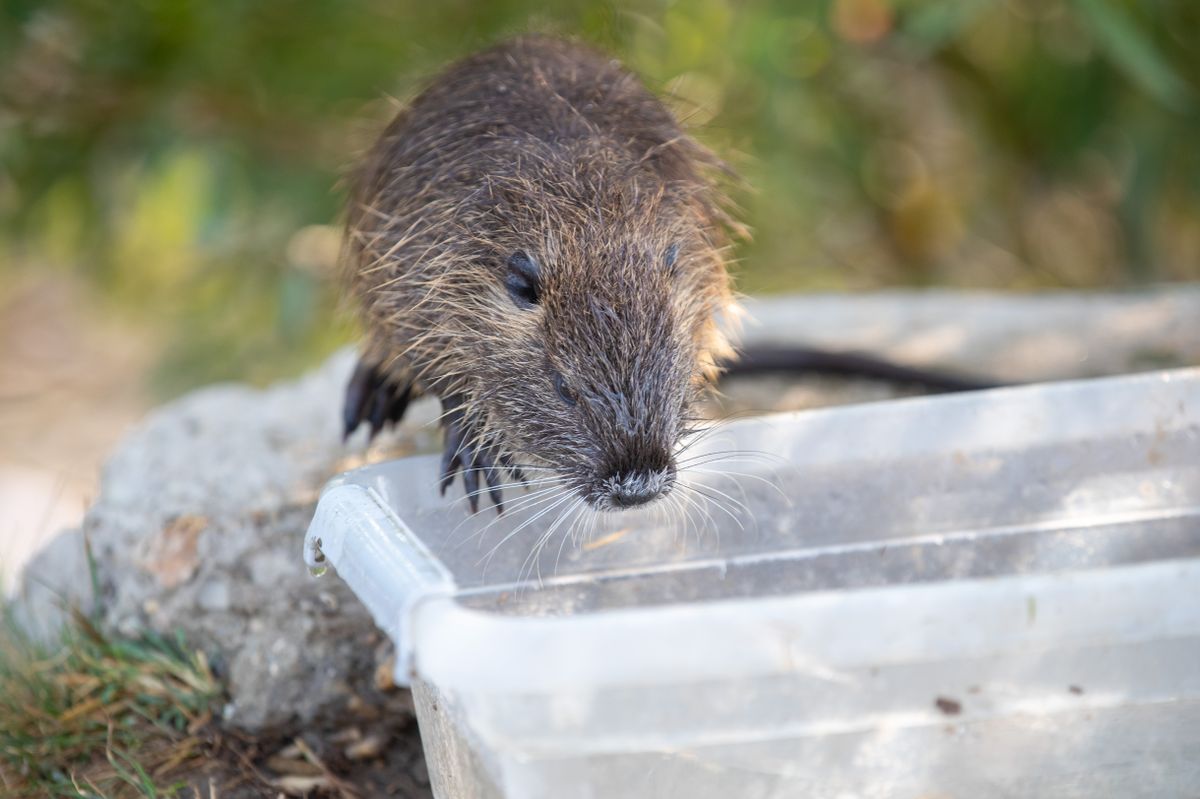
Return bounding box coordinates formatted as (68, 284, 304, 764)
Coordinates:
(360, 36, 698, 197)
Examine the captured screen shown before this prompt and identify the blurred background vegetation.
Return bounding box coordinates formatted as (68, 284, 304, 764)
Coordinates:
(2, 0, 1198, 396)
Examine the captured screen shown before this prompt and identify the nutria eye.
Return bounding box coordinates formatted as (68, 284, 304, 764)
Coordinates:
(553, 372, 577, 406)
(505, 251, 541, 308)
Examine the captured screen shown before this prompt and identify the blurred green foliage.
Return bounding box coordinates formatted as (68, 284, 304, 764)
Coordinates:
(2, 0, 1198, 394)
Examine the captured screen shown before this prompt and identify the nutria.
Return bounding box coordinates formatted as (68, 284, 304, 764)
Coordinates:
(341, 34, 740, 514)
(340, 35, 995, 514)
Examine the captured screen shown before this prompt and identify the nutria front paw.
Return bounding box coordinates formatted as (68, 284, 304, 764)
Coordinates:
(438, 396, 506, 514)
(343, 359, 414, 442)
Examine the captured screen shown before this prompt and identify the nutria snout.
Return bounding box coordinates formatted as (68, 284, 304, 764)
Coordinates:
(597, 465, 677, 510)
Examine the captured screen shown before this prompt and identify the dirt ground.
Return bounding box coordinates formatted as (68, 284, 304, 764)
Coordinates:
(178, 714, 432, 798)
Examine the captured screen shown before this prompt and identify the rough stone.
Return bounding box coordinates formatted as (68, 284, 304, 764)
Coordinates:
(737, 286, 1200, 383)
(13, 289, 1200, 732)
(15, 350, 435, 730)
(11, 527, 93, 639)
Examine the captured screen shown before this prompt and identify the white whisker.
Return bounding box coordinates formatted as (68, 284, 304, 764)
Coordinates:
(680, 483, 746, 535)
(479, 491, 575, 574)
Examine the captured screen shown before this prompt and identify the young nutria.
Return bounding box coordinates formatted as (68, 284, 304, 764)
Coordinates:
(341, 35, 996, 513)
(342, 35, 738, 513)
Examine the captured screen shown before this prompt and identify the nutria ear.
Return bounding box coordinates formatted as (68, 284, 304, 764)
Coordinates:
(504, 251, 541, 308)
(552, 371, 578, 407)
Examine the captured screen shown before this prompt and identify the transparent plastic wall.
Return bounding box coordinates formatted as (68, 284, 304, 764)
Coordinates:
(306, 370, 1200, 798)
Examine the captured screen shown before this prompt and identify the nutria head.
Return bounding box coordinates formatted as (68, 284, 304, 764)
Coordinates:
(447, 166, 729, 512)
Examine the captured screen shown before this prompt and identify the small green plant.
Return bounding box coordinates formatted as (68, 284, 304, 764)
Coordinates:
(0, 606, 223, 798)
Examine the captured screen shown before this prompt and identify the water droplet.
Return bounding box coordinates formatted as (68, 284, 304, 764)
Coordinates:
(305, 536, 327, 577)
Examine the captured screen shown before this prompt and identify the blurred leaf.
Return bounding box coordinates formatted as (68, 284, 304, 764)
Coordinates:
(896, 0, 993, 55)
(3, 0, 1200, 395)
(1072, 0, 1192, 110)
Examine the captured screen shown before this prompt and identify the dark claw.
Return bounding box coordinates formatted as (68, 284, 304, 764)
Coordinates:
(343, 359, 414, 442)
(388, 384, 413, 424)
(367, 386, 389, 439)
(348, 364, 511, 515)
(474, 447, 505, 514)
(439, 421, 465, 494)
(437, 395, 509, 514)
(343, 360, 375, 440)
(462, 465, 480, 514)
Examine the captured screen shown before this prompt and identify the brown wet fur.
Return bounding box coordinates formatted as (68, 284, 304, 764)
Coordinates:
(343, 35, 739, 511)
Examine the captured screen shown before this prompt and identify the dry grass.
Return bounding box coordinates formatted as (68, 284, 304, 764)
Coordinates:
(0, 606, 225, 798)
(0, 542, 429, 798)
(0, 604, 431, 798)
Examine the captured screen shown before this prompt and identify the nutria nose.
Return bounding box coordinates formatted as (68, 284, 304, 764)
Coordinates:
(612, 484, 658, 508)
(607, 468, 674, 508)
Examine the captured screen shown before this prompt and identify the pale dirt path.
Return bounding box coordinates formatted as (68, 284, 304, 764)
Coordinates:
(0, 274, 154, 589)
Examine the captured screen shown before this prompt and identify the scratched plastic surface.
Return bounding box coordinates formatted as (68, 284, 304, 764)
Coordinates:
(305, 369, 1200, 799)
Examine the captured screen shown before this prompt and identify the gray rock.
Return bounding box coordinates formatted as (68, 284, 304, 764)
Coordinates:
(11, 527, 94, 640)
(14, 289, 1199, 731)
(17, 349, 430, 730)
(737, 286, 1200, 383)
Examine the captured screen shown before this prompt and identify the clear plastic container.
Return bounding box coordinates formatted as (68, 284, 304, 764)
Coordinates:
(305, 369, 1200, 798)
